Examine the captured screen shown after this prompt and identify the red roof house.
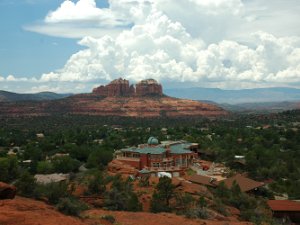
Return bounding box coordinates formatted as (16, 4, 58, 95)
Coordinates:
(268, 200, 300, 223)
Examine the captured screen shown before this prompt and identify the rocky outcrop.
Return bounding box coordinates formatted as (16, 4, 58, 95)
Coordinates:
(0, 182, 16, 200)
(0, 197, 86, 225)
(92, 78, 162, 97)
(93, 78, 132, 97)
(108, 160, 138, 175)
(136, 79, 162, 96)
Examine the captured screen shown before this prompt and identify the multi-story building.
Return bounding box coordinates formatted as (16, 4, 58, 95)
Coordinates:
(115, 137, 198, 177)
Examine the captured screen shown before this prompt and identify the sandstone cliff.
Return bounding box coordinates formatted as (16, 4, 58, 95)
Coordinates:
(92, 78, 162, 97)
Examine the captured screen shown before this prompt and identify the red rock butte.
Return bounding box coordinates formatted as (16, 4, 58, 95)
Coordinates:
(92, 78, 163, 97)
(0, 78, 228, 118)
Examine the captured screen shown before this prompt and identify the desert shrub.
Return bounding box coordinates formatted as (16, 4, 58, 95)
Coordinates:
(15, 171, 36, 197)
(185, 207, 209, 219)
(211, 197, 229, 216)
(56, 197, 89, 217)
(35, 182, 69, 204)
(104, 176, 142, 211)
(36, 161, 54, 174)
(87, 172, 106, 195)
(101, 215, 116, 223)
(0, 156, 19, 182)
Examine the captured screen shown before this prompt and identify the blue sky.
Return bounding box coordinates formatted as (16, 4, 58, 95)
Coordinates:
(0, 0, 300, 93)
(0, 0, 107, 78)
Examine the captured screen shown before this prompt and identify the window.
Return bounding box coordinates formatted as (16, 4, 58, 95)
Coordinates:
(152, 162, 160, 168)
(175, 158, 180, 166)
(132, 153, 140, 158)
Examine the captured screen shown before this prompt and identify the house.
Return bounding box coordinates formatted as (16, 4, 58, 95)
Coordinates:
(268, 200, 300, 223)
(36, 133, 45, 138)
(114, 137, 198, 177)
(188, 173, 264, 193)
(219, 174, 265, 193)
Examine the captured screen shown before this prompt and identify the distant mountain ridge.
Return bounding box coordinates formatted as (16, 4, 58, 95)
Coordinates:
(0, 91, 71, 102)
(164, 87, 300, 104)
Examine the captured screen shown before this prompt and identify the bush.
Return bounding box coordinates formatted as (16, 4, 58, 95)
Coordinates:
(15, 171, 36, 197)
(104, 176, 142, 211)
(101, 215, 116, 223)
(87, 172, 106, 195)
(0, 157, 19, 182)
(212, 198, 229, 216)
(185, 207, 209, 219)
(52, 156, 80, 173)
(36, 161, 54, 174)
(86, 149, 113, 169)
(35, 182, 69, 204)
(56, 197, 89, 217)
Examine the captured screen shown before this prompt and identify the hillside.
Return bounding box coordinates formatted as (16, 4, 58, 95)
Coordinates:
(0, 91, 71, 102)
(0, 197, 252, 225)
(0, 79, 227, 118)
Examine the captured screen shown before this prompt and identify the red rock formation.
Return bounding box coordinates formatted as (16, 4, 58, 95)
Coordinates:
(108, 159, 138, 175)
(92, 78, 162, 97)
(0, 182, 16, 200)
(136, 79, 163, 96)
(0, 78, 228, 118)
(93, 78, 132, 97)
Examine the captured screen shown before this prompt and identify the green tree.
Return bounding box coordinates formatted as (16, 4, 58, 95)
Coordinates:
(36, 161, 54, 174)
(86, 149, 113, 169)
(150, 176, 175, 212)
(104, 176, 142, 211)
(52, 156, 80, 173)
(15, 171, 36, 197)
(0, 157, 19, 182)
(87, 172, 106, 195)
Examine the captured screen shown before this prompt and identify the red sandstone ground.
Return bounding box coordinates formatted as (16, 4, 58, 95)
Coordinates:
(0, 197, 86, 225)
(0, 197, 253, 225)
(84, 209, 253, 225)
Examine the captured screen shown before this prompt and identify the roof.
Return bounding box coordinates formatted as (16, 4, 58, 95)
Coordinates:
(147, 137, 159, 145)
(219, 174, 264, 192)
(170, 143, 194, 154)
(120, 141, 195, 155)
(188, 174, 218, 187)
(122, 146, 165, 155)
(268, 200, 300, 212)
(34, 173, 69, 184)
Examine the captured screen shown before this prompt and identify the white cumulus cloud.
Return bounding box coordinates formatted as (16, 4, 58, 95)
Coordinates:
(8, 0, 299, 91)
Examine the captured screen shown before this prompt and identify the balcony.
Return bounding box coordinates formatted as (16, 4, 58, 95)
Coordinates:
(145, 166, 181, 172)
(162, 157, 174, 162)
(116, 156, 140, 161)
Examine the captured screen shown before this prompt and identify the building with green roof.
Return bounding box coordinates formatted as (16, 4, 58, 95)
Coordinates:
(115, 138, 198, 176)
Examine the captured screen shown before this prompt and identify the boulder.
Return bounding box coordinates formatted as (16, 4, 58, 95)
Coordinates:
(0, 182, 16, 199)
(108, 160, 138, 175)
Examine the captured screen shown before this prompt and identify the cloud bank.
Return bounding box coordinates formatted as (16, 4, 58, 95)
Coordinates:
(3, 0, 300, 92)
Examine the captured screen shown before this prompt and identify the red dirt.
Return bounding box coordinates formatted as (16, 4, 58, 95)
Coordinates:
(0, 196, 252, 225)
(0, 197, 86, 225)
(84, 209, 253, 225)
